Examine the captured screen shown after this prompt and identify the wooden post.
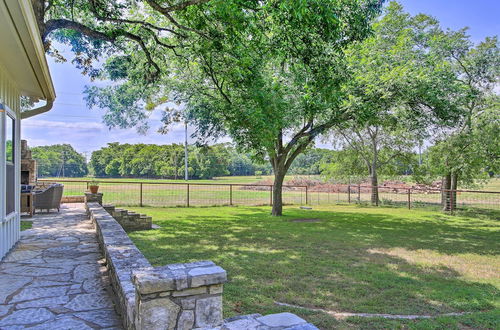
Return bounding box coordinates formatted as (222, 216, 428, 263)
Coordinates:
(187, 183, 190, 207)
(139, 183, 143, 207)
(229, 184, 233, 205)
(348, 185, 351, 204)
(450, 190, 454, 213)
(305, 186, 308, 205)
(407, 189, 411, 209)
(270, 185, 273, 206)
(358, 184, 361, 203)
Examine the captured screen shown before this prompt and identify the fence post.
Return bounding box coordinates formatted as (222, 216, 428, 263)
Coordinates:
(348, 185, 351, 204)
(229, 184, 233, 206)
(407, 189, 411, 209)
(86, 181, 89, 190)
(450, 190, 454, 213)
(187, 183, 190, 207)
(270, 185, 273, 206)
(358, 184, 361, 203)
(139, 183, 143, 207)
(305, 186, 308, 205)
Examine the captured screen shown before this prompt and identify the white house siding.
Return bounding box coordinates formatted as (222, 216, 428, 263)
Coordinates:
(0, 63, 21, 260)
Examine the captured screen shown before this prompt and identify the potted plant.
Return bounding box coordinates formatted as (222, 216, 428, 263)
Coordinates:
(89, 180, 100, 194)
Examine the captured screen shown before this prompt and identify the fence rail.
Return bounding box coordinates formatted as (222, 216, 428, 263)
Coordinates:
(38, 179, 500, 212)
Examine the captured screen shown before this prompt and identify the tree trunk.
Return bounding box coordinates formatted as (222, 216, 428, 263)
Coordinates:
(272, 166, 286, 216)
(442, 173, 451, 211)
(370, 169, 379, 205)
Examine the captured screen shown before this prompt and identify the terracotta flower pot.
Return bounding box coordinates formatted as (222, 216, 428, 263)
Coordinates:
(89, 185, 99, 194)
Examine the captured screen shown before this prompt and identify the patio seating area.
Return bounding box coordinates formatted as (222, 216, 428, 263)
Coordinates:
(32, 183, 64, 213)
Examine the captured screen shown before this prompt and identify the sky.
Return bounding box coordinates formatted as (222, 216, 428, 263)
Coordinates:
(21, 0, 500, 158)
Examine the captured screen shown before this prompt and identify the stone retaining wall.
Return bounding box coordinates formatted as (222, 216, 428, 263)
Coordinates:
(103, 205, 152, 231)
(86, 202, 149, 328)
(133, 261, 226, 329)
(86, 202, 227, 329)
(86, 201, 318, 330)
(84, 192, 152, 231)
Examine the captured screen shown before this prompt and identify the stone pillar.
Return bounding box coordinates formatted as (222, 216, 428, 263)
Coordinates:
(132, 261, 227, 330)
(85, 192, 103, 206)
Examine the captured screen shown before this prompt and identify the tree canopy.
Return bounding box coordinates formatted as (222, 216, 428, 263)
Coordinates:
(34, 1, 498, 214)
(324, 2, 463, 204)
(32, 144, 88, 177)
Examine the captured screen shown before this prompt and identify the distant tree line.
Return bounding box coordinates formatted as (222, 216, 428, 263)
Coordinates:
(89, 143, 342, 179)
(33, 142, 428, 181)
(32, 144, 88, 177)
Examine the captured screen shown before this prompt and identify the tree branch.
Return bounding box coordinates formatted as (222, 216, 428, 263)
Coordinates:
(161, 0, 212, 12)
(121, 31, 161, 79)
(88, 0, 186, 37)
(144, 0, 209, 37)
(283, 118, 314, 154)
(43, 19, 115, 43)
(201, 55, 232, 104)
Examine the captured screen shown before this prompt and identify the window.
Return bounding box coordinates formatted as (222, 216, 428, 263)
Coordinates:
(5, 113, 15, 215)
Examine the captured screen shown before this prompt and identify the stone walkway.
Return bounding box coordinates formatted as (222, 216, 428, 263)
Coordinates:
(0, 204, 122, 329)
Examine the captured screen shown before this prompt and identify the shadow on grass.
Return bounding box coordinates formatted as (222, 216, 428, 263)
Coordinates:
(452, 207, 500, 221)
(128, 206, 499, 328)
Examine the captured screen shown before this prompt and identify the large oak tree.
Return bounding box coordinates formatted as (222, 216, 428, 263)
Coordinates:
(79, 0, 384, 215)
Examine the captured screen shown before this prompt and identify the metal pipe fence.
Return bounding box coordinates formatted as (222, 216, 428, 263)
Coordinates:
(38, 179, 307, 208)
(38, 179, 499, 212)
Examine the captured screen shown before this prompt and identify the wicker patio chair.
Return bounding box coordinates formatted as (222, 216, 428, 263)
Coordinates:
(33, 184, 64, 213)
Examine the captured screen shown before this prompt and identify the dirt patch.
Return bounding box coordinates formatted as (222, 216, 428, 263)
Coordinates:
(291, 218, 322, 223)
(242, 177, 442, 194)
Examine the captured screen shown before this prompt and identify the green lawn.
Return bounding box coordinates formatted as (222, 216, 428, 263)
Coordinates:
(21, 221, 32, 231)
(127, 205, 499, 329)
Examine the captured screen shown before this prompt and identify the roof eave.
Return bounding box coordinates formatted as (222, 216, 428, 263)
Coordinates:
(17, 0, 56, 103)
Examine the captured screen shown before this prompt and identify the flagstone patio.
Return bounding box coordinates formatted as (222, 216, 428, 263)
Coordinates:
(0, 204, 122, 329)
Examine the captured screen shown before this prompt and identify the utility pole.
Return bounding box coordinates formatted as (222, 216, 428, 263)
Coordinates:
(61, 150, 66, 178)
(184, 120, 189, 181)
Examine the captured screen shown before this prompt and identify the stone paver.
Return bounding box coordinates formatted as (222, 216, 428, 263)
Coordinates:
(215, 313, 319, 330)
(0, 205, 122, 329)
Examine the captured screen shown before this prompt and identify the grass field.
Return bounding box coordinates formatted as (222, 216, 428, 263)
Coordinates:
(127, 204, 500, 329)
(20, 221, 32, 231)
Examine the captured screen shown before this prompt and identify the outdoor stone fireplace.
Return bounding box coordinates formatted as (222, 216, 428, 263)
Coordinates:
(20, 140, 36, 185)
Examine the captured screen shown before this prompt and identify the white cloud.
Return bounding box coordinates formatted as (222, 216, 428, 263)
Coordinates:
(22, 119, 104, 130)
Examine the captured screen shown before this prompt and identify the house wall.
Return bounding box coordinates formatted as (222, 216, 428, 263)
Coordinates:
(0, 63, 21, 260)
